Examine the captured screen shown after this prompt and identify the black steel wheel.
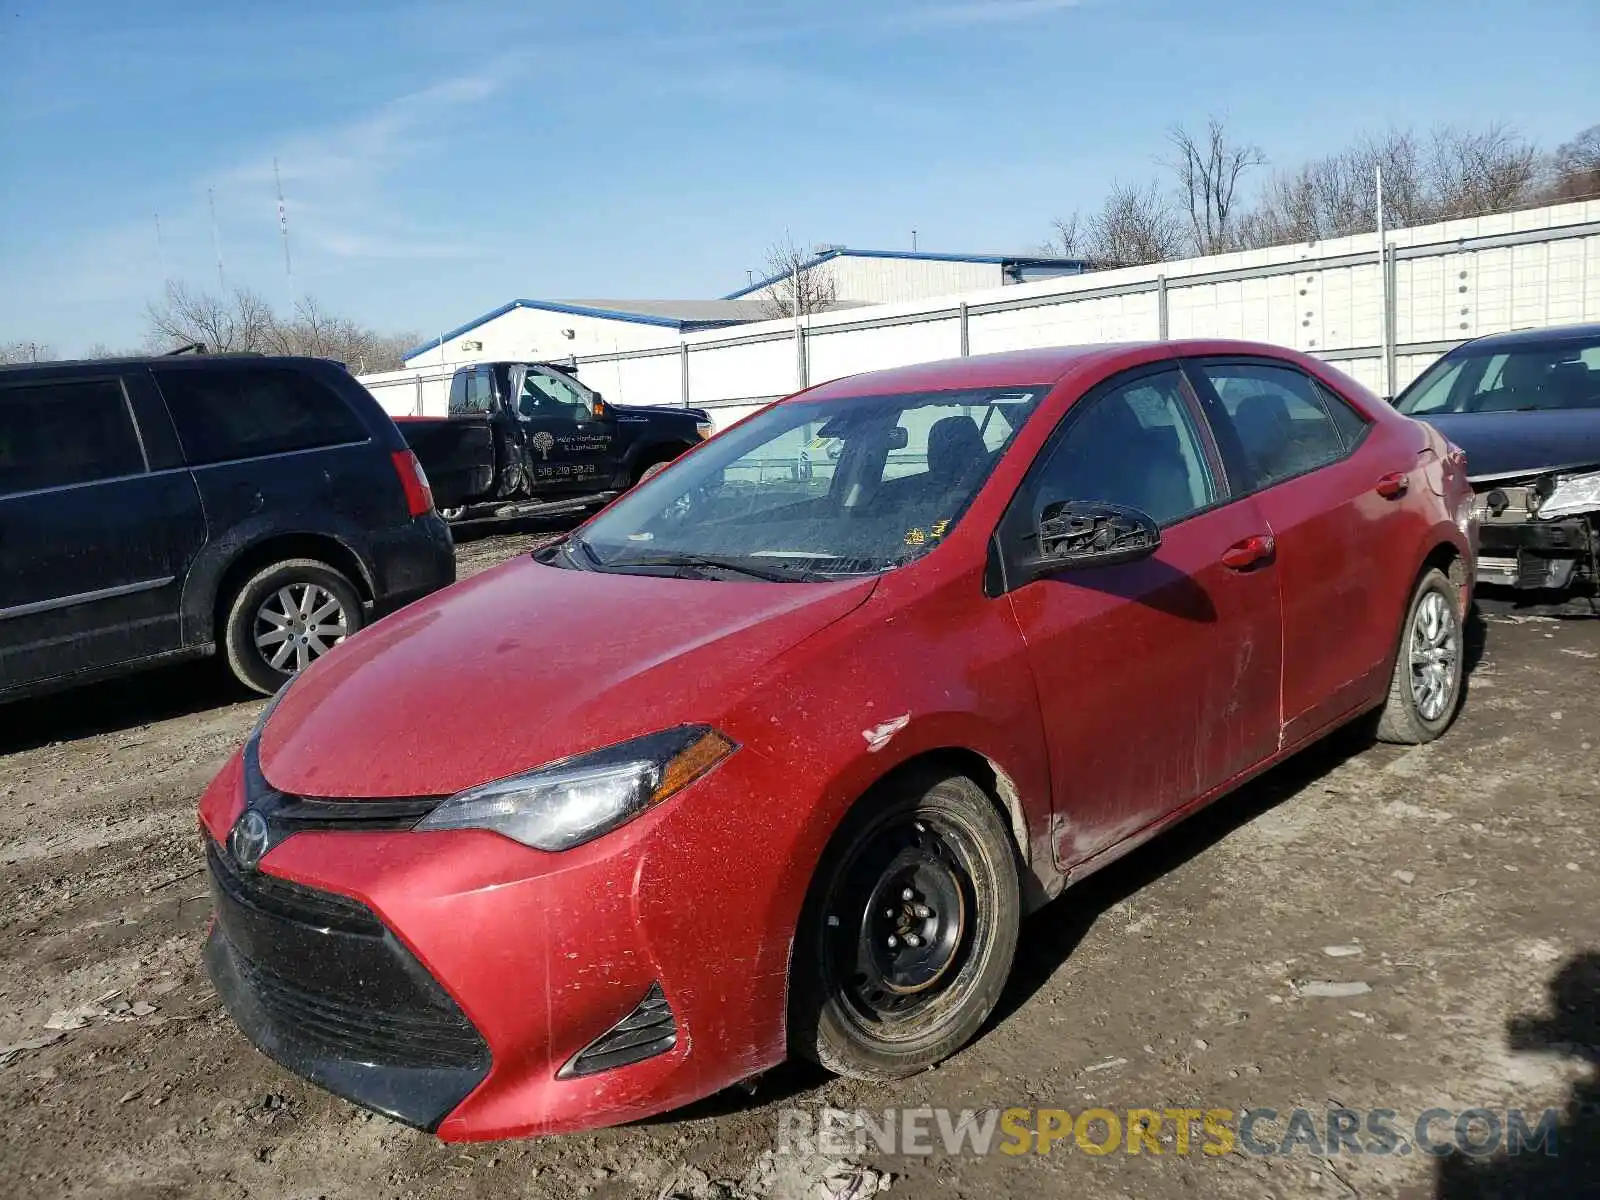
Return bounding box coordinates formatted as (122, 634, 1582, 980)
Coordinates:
(790, 769, 1020, 1080)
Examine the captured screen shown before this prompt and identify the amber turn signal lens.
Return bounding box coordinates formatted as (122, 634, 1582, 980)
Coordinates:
(652, 729, 738, 803)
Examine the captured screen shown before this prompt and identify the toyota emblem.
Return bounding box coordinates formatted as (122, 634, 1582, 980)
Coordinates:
(229, 810, 270, 871)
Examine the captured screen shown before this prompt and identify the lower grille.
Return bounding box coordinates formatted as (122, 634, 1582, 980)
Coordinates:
(231, 948, 486, 1069)
(561, 982, 678, 1078)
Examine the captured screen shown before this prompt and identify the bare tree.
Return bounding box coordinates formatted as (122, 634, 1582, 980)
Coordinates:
(1425, 124, 1539, 219)
(1087, 181, 1188, 266)
(1166, 117, 1266, 254)
(140, 282, 415, 371)
(1230, 123, 1543, 252)
(754, 236, 839, 319)
(0, 340, 56, 364)
(144, 280, 278, 353)
(1549, 124, 1600, 200)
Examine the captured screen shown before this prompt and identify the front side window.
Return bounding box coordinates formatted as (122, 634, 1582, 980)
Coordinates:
(155, 367, 365, 464)
(1195, 362, 1350, 490)
(0, 379, 145, 496)
(571, 386, 1048, 579)
(1026, 371, 1217, 528)
(1395, 335, 1600, 415)
(517, 367, 592, 421)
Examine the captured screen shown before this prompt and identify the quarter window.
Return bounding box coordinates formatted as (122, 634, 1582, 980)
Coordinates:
(1194, 363, 1351, 490)
(154, 367, 365, 464)
(1028, 370, 1217, 527)
(0, 379, 145, 496)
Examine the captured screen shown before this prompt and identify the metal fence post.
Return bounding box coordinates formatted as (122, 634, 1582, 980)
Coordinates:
(958, 302, 970, 356)
(1157, 274, 1169, 340)
(414, 374, 423, 416)
(795, 318, 808, 390)
(679, 341, 690, 408)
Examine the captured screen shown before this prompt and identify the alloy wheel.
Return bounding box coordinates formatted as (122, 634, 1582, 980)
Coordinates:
(254, 583, 349, 675)
(1408, 589, 1460, 722)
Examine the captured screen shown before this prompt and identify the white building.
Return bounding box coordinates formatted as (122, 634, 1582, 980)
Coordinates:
(401, 298, 771, 370)
(724, 247, 1095, 310)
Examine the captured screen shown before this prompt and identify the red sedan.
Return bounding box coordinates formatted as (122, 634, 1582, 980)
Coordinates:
(199, 340, 1475, 1140)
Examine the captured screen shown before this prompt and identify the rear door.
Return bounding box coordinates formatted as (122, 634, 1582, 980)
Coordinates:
(998, 366, 1284, 869)
(1182, 357, 1400, 745)
(0, 371, 206, 688)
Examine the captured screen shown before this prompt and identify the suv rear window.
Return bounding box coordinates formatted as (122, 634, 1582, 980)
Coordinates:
(0, 378, 146, 496)
(154, 366, 366, 465)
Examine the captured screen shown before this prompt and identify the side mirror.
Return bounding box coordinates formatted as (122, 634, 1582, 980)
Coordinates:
(1021, 500, 1161, 579)
(591, 398, 607, 418)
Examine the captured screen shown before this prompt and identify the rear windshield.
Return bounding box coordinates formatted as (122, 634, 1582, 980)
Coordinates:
(1396, 335, 1600, 415)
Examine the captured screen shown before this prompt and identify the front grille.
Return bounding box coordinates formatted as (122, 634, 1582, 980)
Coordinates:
(561, 982, 678, 1078)
(206, 840, 379, 935)
(230, 949, 487, 1070)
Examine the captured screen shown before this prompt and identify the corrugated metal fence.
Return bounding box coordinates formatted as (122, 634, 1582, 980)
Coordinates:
(362, 200, 1600, 425)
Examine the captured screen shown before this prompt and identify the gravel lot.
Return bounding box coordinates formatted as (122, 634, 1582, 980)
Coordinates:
(2, 526, 1597, 1200)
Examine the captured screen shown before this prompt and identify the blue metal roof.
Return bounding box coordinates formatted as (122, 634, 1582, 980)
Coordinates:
(721, 247, 1095, 300)
(402, 299, 753, 362)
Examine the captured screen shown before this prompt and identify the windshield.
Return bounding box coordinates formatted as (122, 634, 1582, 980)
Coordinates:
(1396, 335, 1600, 415)
(570, 385, 1049, 580)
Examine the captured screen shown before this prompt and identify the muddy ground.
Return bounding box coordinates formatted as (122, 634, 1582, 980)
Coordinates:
(2, 524, 1597, 1200)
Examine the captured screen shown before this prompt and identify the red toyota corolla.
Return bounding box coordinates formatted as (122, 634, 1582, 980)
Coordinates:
(199, 341, 1475, 1140)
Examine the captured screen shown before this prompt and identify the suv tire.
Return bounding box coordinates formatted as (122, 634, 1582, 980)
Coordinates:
(223, 558, 365, 695)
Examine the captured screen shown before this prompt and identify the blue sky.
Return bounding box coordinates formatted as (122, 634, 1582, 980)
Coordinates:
(2, 0, 1595, 353)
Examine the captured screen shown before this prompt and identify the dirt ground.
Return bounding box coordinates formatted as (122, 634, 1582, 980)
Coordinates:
(2, 525, 1598, 1200)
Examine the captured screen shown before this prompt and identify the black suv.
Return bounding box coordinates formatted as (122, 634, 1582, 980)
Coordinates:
(0, 354, 455, 700)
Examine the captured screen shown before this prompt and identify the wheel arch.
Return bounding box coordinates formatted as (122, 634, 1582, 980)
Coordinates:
(832, 746, 1055, 914)
(209, 532, 376, 643)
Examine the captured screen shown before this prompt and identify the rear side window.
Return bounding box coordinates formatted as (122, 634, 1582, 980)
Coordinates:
(450, 366, 496, 415)
(0, 378, 146, 496)
(1192, 362, 1352, 491)
(154, 367, 366, 465)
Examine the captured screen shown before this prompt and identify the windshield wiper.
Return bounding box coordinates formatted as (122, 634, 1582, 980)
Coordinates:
(562, 533, 605, 570)
(606, 552, 818, 582)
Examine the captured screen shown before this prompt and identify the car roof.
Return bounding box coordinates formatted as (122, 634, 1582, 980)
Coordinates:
(0, 353, 343, 374)
(1456, 322, 1600, 350)
(794, 339, 1319, 402)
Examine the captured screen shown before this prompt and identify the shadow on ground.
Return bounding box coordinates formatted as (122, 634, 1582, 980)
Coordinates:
(1430, 950, 1600, 1199)
(0, 660, 257, 756)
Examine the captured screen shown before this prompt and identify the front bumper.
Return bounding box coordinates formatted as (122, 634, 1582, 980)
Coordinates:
(197, 748, 803, 1140)
(204, 837, 489, 1131)
(1475, 515, 1596, 592)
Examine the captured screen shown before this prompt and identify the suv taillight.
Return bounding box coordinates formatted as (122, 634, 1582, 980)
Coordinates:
(392, 450, 434, 517)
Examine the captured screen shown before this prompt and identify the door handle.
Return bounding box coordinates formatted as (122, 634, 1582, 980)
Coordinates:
(1221, 534, 1276, 571)
(1375, 472, 1410, 499)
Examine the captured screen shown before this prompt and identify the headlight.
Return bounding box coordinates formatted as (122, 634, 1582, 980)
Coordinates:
(1540, 469, 1600, 520)
(416, 726, 737, 851)
(695, 420, 714, 440)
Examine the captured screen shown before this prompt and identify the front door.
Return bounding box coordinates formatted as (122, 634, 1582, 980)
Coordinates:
(511, 366, 616, 494)
(997, 367, 1284, 871)
(0, 373, 205, 689)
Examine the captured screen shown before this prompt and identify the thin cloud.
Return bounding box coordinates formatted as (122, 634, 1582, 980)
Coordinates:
(892, 0, 1086, 28)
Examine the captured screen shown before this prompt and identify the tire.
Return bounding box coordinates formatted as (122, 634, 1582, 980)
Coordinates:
(222, 559, 365, 695)
(1375, 566, 1465, 745)
(789, 769, 1021, 1081)
(634, 458, 672, 486)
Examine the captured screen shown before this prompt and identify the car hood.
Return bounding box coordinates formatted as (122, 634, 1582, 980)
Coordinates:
(1418, 410, 1600, 481)
(611, 402, 710, 422)
(259, 557, 875, 797)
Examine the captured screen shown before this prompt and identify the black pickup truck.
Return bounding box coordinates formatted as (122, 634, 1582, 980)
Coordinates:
(397, 361, 713, 521)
